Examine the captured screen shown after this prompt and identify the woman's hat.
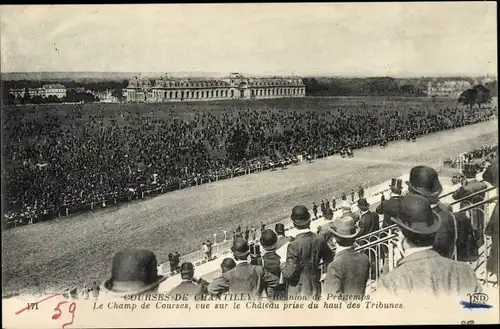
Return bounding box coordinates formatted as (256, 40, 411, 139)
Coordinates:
(385, 194, 441, 235)
(405, 166, 443, 198)
(330, 215, 360, 239)
(103, 249, 166, 295)
(290, 205, 311, 229)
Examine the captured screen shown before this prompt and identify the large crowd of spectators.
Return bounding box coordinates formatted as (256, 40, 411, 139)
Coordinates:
(2, 102, 496, 228)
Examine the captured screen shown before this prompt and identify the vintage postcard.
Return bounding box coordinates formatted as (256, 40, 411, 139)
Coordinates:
(1, 2, 498, 328)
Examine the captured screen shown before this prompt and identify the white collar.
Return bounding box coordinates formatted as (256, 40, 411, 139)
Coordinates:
(360, 210, 369, 216)
(335, 245, 353, 253)
(390, 193, 401, 198)
(430, 204, 438, 209)
(235, 259, 249, 265)
(295, 227, 312, 235)
(403, 246, 433, 258)
(182, 278, 193, 282)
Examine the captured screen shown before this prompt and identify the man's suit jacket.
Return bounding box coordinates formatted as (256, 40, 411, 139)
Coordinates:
(323, 247, 370, 297)
(260, 251, 286, 298)
(276, 235, 293, 250)
(432, 202, 458, 259)
(377, 249, 481, 298)
(376, 195, 401, 228)
(281, 231, 334, 298)
(169, 278, 209, 296)
(452, 180, 487, 231)
(206, 262, 277, 298)
(358, 211, 380, 237)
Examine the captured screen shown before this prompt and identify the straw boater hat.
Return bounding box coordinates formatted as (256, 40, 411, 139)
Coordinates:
(384, 194, 441, 235)
(103, 249, 166, 295)
(405, 165, 443, 198)
(330, 215, 360, 239)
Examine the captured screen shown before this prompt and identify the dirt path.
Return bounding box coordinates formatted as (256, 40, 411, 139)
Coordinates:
(2, 119, 497, 296)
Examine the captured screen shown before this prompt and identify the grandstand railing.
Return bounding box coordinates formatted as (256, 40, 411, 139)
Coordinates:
(336, 183, 499, 294)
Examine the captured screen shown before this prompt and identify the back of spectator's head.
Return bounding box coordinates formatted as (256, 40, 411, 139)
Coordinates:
(180, 262, 195, 280)
(104, 249, 166, 295)
(290, 205, 311, 229)
(220, 258, 236, 273)
(260, 229, 278, 251)
(384, 194, 440, 248)
(406, 165, 443, 204)
(231, 237, 250, 261)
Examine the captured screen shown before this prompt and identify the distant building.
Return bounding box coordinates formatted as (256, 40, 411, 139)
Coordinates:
(427, 80, 472, 98)
(125, 73, 306, 103)
(42, 84, 67, 98)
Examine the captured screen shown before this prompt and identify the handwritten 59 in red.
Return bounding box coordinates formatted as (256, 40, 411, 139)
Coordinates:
(51, 300, 77, 329)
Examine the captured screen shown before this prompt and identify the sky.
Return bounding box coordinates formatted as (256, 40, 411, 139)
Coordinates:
(0, 3, 497, 77)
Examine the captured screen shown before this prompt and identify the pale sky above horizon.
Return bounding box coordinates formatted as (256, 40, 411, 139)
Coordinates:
(0, 3, 497, 77)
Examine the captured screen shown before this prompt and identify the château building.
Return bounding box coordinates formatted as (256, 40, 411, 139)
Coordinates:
(427, 80, 472, 98)
(124, 73, 306, 103)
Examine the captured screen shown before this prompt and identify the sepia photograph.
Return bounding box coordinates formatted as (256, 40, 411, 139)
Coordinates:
(1, 2, 498, 328)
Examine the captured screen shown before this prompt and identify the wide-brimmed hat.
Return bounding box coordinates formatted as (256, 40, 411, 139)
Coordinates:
(274, 223, 285, 235)
(231, 237, 250, 258)
(385, 194, 441, 235)
(290, 205, 311, 229)
(260, 229, 278, 250)
(103, 249, 166, 295)
(357, 198, 370, 211)
(405, 166, 443, 198)
(330, 215, 360, 239)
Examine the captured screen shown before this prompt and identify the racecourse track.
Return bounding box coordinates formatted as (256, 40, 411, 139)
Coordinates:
(2, 119, 498, 297)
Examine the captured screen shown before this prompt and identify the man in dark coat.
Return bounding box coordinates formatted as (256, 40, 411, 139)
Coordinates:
(323, 215, 370, 297)
(483, 161, 499, 277)
(351, 189, 355, 202)
(280, 205, 334, 298)
(357, 198, 380, 237)
(452, 164, 488, 248)
(377, 178, 403, 229)
(255, 229, 287, 299)
(358, 185, 365, 200)
(320, 200, 326, 218)
(377, 195, 481, 298)
(405, 165, 457, 259)
(341, 192, 347, 201)
(169, 262, 209, 297)
(312, 202, 318, 219)
(207, 237, 278, 298)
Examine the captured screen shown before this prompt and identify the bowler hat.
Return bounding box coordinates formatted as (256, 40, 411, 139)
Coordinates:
(385, 194, 441, 235)
(290, 205, 311, 229)
(330, 215, 360, 239)
(260, 229, 278, 250)
(274, 223, 285, 235)
(405, 166, 443, 198)
(231, 237, 250, 258)
(357, 198, 370, 211)
(221, 258, 236, 272)
(103, 249, 166, 295)
(180, 262, 194, 276)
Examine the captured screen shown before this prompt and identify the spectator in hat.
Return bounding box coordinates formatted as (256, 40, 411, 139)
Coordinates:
(357, 198, 379, 237)
(331, 196, 336, 210)
(250, 226, 257, 242)
(341, 192, 347, 201)
(173, 252, 181, 271)
(207, 258, 237, 298)
(280, 205, 334, 298)
(102, 249, 167, 297)
(244, 226, 250, 241)
(250, 243, 262, 265)
(339, 200, 359, 222)
(256, 229, 287, 299)
(483, 161, 499, 277)
(405, 165, 457, 259)
(324, 200, 334, 221)
(377, 195, 481, 298)
(377, 178, 403, 229)
(452, 164, 488, 248)
(351, 189, 355, 202)
(202, 243, 210, 261)
(207, 237, 278, 298)
(323, 215, 370, 297)
(169, 262, 209, 296)
(320, 200, 326, 218)
(275, 223, 292, 250)
(358, 185, 365, 200)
